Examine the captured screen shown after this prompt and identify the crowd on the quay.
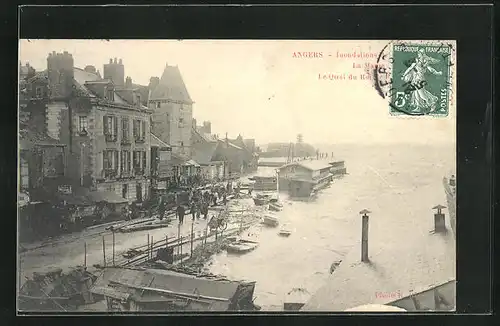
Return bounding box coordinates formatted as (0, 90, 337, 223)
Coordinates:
(155, 180, 245, 225)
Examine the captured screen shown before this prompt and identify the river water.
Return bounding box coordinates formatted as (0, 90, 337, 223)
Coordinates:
(207, 143, 455, 311)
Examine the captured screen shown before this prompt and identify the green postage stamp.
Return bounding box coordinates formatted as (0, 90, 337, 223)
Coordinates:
(387, 42, 453, 116)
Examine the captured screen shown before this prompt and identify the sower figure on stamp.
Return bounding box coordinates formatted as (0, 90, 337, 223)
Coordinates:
(401, 48, 443, 113)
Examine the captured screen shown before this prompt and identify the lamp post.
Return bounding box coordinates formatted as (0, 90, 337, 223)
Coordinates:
(80, 142, 86, 186)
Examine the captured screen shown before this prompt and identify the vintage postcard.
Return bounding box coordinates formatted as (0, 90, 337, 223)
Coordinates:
(18, 39, 456, 313)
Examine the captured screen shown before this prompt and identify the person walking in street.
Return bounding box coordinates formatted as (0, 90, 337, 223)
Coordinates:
(196, 201, 201, 220)
(176, 205, 185, 225)
(190, 201, 196, 221)
(202, 201, 209, 219)
(158, 196, 166, 220)
(223, 193, 227, 206)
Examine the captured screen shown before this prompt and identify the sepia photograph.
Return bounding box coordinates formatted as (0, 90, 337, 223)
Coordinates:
(17, 39, 456, 313)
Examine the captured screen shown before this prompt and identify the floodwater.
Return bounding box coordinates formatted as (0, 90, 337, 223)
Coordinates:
(207, 143, 455, 311)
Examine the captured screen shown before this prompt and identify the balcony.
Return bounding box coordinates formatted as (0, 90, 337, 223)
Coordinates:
(134, 136, 145, 144)
(121, 137, 131, 145)
(134, 167, 144, 176)
(104, 168, 118, 179)
(105, 133, 117, 142)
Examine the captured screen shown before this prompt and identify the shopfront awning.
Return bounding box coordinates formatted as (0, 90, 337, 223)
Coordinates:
(86, 191, 128, 204)
(183, 159, 200, 167)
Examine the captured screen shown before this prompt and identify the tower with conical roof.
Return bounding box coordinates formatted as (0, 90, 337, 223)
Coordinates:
(148, 63, 194, 158)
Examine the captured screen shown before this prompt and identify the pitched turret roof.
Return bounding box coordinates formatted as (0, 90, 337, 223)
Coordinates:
(149, 64, 192, 103)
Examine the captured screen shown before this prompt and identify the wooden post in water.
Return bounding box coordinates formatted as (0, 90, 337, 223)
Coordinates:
(84, 241, 87, 268)
(151, 236, 154, 260)
(147, 234, 150, 259)
(359, 209, 371, 263)
(190, 220, 194, 256)
(102, 236, 106, 267)
(112, 231, 115, 266)
(180, 236, 183, 266)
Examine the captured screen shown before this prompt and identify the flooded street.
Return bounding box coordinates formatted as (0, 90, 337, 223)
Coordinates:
(207, 144, 455, 310)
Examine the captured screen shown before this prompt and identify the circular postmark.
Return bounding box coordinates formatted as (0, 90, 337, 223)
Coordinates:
(369, 40, 456, 116)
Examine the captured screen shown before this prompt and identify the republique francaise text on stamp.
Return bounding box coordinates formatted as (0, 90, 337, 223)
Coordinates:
(374, 41, 455, 117)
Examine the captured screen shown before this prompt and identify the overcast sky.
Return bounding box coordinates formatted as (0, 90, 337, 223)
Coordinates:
(19, 39, 456, 146)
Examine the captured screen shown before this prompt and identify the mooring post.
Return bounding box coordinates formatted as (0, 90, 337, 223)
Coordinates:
(151, 236, 154, 260)
(359, 209, 371, 263)
(177, 223, 181, 257)
(190, 220, 194, 256)
(102, 236, 106, 267)
(432, 204, 447, 233)
(112, 231, 115, 266)
(180, 236, 183, 266)
(84, 241, 87, 267)
(147, 233, 150, 259)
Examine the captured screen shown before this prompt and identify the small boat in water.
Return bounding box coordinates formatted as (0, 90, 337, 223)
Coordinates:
(269, 203, 282, 212)
(262, 214, 279, 227)
(278, 229, 292, 237)
(226, 239, 259, 254)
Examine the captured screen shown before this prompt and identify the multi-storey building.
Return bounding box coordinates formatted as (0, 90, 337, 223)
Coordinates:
(149, 64, 193, 159)
(23, 52, 153, 206)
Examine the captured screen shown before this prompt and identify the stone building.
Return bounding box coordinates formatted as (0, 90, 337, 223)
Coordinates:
(22, 52, 153, 205)
(148, 64, 193, 159)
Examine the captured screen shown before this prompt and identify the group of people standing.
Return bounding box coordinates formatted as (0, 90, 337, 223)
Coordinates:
(172, 181, 241, 225)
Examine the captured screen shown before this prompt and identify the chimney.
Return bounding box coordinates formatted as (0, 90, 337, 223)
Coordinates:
(119, 58, 123, 65)
(203, 121, 211, 134)
(433, 205, 447, 233)
(359, 209, 371, 262)
(149, 76, 160, 90)
(84, 65, 97, 73)
(109, 58, 113, 64)
(125, 76, 132, 89)
(114, 58, 117, 64)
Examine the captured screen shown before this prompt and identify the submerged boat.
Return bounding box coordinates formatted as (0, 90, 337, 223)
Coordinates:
(269, 202, 282, 212)
(226, 239, 259, 254)
(253, 194, 272, 206)
(278, 229, 291, 237)
(262, 214, 279, 227)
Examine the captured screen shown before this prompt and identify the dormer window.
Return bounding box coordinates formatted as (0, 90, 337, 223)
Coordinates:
(136, 94, 141, 107)
(106, 86, 114, 101)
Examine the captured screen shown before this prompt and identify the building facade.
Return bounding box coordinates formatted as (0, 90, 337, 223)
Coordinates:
(23, 52, 153, 205)
(149, 64, 194, 159)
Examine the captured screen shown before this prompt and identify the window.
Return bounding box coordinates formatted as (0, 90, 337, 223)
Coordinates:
(156, 102, 161, 109)
(136, 94, 141, 106)
(78, 116, 88, 135)
(103, 149, 118, 178)
(121, 118, 130, 143)
(121, 150, 131, 173)
(133, 150, 146, 174)
(133, 119, 145, 142)
(141, 121, 146, 141)
(35, 86, 43, 98)
(106, 87, 114, 101)
(104, 115, 117, 141)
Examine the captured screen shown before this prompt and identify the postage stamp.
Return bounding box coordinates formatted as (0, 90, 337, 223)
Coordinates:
(373, 40, 455, 117)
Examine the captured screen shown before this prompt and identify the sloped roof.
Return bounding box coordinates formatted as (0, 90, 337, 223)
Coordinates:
(218, 139, 242, 150)
(301, 191, 456, 311)
(150, 133, 171, 149)
(194, 127, 218, 143)
(91, 267, 240, 303)
(280, 160, 332, 171)
(149, 64, 192, 103)
(192, 142, 219, 165)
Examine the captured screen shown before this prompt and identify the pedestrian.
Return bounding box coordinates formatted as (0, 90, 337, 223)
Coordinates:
(158, 197, 166, 220)
(176, 205, 185, 225)
(196, 202, 201, 220)
(223, 194, 227, 206)
(190, 201, 196, 221)
(202, 201, 209, 219)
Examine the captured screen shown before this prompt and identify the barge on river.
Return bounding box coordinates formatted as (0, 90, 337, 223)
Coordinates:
(278, 161, 339, 198)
